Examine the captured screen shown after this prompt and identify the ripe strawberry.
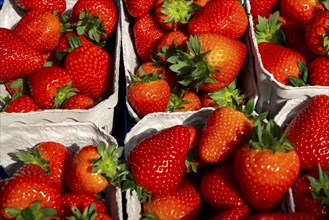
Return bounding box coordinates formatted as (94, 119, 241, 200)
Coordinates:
(185, 125, 203, 173)
(66, 203, 112, 220)
(62, 94, 95, 109)
(168, 34, 246, 92)
(200, 163, 248, 211)
(27, 66, 77, 109)
(234, 119, 301, 212)
(187, 0, 248, 39)
(167, 90, 201, 112)
(143, 178, 203, 220)
(65, 142, 126, 194)
(199, 106, 253, 164)
(64, 44, 113, 101)
(286, 94, 329, 171)
(13, 10, 61, 53)
(133, 13, 167, 62)
(127, 71, 171, 118)
(0, 28, 44, 82)
(247, 212, 317, 220)
(258, 42, 307, 85)
(292, 165, 329, 220)
(127, 125, 191, 198)
(71, 0, 118, 40)
(15, 141, 73, 192)
(249, 0, 279, 17)
(209, 206, 251, 220)
(14, 0, 66, 14)
(4, 95, 40, 113)
(0, 164, 63, 219)
(5, 78, 26, 97)
(308, 57, 329, 86)
(280, 0, 325, 24)
(124, 0, 155, 18)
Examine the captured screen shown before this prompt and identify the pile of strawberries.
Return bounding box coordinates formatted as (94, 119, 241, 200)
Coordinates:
(0, 140, 126, 219)
(0, 0, 118, 112)
(250, 0, 329, 87)
(124, 0, 250, 118)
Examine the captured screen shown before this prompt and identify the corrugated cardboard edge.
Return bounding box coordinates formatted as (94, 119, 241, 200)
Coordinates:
(0, 0, 121, 133)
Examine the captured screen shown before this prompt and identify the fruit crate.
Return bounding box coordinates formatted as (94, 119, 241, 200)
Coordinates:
(0, 0, 121, 133)
(0, 121, 123, 220)
(244, 0, 329, 118)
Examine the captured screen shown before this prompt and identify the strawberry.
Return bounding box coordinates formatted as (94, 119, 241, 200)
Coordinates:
(166, 90, 201, 112)
(0, 164, 63, 219)
(133, 13, 167, 62)
(65, 142, 126, 194)
(127, 71, 171, 118)
(124, 0, 155, 18)
(4, 78, 26, 97)
(308, 57, 329, 86)
(199, 105, 254, 164)
(0, 28, 44, 82)
(66, 203, 112, 220)
(27, 66, 77, 109)
(249, 0, 279, 17)
(280, 0, 326, 24)
(13, 10, 61, 54)
(234, 119, 300, 212)
(200, 163, 248, 211)
(168, 34, 246, 92)
(61, 94, 95, 109)
(4, 95, 40, 113)
(15, 141, 73, 192)
(64, 44, 113, 101)
(247, 212, 318, 220)
(142, 178, 203, 220)
(286, 94, 329, 171)
(14, 0, 66, 14)
(126, 125, 191, 199)
(193, 0, 210, 8)
(257, 42, 307, 85)
(209, 206, 251, 220)
(187, 0, 248, 39)
(154, 0, 198, 31)
(71, 0, 118, 40)
(292, 165, 329, 220)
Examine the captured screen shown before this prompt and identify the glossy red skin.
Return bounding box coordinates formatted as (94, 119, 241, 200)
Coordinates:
(0, 28, 44, 82)
(249, 0, 279, 17)
(28, 66, 72, 109)
(188, 0, 248, 39)
(124, 0, 155, 18)
(0, 164, 63, 219)
(247, 212, 317, 220)
(287, 95, 329, 171)
(13, 10, 61, 53)
(5, 95, 40, 113)
(133, 13, 167, 62)
(308, 57, 329, 86)
(210, 206, 251, 220)
(15, 0, 66, 13)
(56, 31, 94, 53)
(71, 0, 118, 39)
(128, 125, 191, 196)
(62, 94, 95, 110)
(64, 44, 113, 101)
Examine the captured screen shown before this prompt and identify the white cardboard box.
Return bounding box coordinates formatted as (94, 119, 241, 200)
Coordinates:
(0, 122, 123, 220)
(0, 0, 121, 133)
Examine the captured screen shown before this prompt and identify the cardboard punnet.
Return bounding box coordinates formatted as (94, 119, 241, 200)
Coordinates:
(0, 122, 123, 220)
(245, 0, 329, 118)
(0, 0, 121, 133)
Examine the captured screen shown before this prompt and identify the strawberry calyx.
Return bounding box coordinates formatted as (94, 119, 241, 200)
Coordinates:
(56, 35, 83, 61)
(319, 0, 329, 10)
(0, 78, 28, 112)
(122, 176, 153, 203)
(288, 61, 309, 87)
(66, 203, 99, 220)
(52, 81, 78, 109)
(91, 141, 128, 188)
(254, 11, 286, 45)
(307, 164, 329, 206)
(142, 212, 156, 220)
(159, 0, 199, 30)
(322, 32, 329, 56)
(185, 147, 198, 173)
(5, 201, 58, 220)
(166, 88, 190, 112)
(15, 148, 51, 174)
(130, 68, 164, 83)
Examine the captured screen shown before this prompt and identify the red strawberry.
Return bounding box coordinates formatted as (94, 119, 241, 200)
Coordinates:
(127, 125, 191, 198)
(210, 206, 251, 220)
(0, 164, 63, 219)
(71, 0, 118, 40)
(4, 95, 40, 113)
(247, 212, 317, 220)
(15, 0, 66, 14)
(308, 57, 329, 86)
(27, 66, 77, 109)
(124, 0, 155, 18)
(66, 203, 112, 220)
(200, 163, 248, 211)
(193, 0, 210, 8)
(235, 119, 301, 212)
(166, 90, 201, 112)
(286, 94, 329, 171)
(249, 0, 279, 17)
(187, 0, 248, 39)
(16, 141, 73, 192)
(4, 78, 26, 97)
(62, 94, 95, 110)
(133, 13, 167, 62)
(0, 28, 44, 82)
(143, 178, 203, 220)
(64, 44, 113, 101)
(13, 10, 61, 53)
